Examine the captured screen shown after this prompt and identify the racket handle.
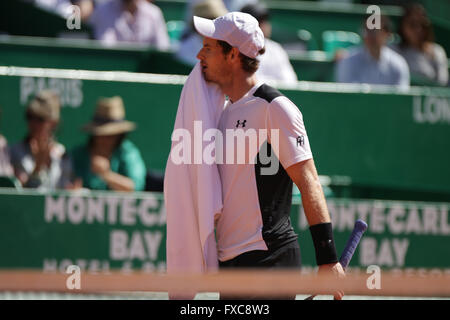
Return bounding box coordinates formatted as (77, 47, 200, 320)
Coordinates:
(339, 219, 368, 270)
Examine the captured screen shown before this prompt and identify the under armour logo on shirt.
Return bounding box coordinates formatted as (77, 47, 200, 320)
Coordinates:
(297, 135, 305, 147)
(236, 120, 247, 128)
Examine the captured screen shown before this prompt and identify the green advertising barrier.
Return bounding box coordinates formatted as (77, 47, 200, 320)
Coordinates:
(0, 189, 166, 272)
(0, 189, 449, 274)
(0, 66, 450, 198)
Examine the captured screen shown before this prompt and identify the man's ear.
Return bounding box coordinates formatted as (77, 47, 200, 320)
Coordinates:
(230, 47, 240, 61)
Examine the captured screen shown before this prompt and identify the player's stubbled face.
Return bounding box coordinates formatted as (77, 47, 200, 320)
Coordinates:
(197, 37, 230, 85)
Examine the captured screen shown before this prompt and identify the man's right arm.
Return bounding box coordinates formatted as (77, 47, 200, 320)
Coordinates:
(286, 158, 345, 300)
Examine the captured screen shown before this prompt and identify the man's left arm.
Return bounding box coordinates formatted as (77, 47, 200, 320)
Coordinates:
(286, 158, 345, 299)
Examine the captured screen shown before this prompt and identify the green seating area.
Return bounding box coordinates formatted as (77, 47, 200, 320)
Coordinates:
(0, 35, 333, 81)
(0, 0, 92, 38)
(3, 34, 449, 87)
(322, 30, 361, 58)
(0, 35, 192, 75)
(1, 1, 449, 85)
(153, 0, 450, 55)
(2, 0, 448, 53)
(0, 176, 22, 189)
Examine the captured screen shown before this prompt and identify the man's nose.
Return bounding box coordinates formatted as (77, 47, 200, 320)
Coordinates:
(196, 48, 204, 60)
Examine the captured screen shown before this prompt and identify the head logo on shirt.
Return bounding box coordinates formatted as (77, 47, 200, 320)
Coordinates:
(297, 135, 305, 147)
(236, 120, 247, 128)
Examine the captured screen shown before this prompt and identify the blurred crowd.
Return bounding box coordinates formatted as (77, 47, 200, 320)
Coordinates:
(0, 90, 163, 193)
(23, 0, 449, 88)
(31, 0, 171, 48)
(28, 0, 300, 84)
(336, 4, 448, 88)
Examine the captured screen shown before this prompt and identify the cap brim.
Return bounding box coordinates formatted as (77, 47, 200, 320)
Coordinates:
(193, 16, 216, 39)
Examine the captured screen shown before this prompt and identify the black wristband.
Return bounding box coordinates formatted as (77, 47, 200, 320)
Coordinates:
(309, 222, 338, 266)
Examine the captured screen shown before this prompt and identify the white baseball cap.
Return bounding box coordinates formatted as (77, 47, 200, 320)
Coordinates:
(193, 12, 265, 59)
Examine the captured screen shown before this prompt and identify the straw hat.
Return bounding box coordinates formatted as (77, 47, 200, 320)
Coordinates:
(27, 90, 61, 121)
(193, 0, 228, 20)
(82, 96, 136, 136)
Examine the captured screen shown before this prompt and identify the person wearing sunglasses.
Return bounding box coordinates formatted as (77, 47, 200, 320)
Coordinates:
(10, 90, 78, 190)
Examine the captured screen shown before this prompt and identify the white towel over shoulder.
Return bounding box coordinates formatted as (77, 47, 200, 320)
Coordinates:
(164, 63, 225, 298)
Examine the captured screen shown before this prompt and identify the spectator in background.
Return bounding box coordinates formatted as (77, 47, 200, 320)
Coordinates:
(183, 0, 256, 28)
(89, 0, 170, 49)
(241, 2, 298, 84)
(336, 15, 410, 90)
(75, 0, 95, 21)
(175, 0, 228, 66)
(71, 96, 146, 192)
(10, 91, 77, 190)
(32, 0, 94, 21)
(32, 0, 74, 17)
(223, 0, 256, 11)
(393, 4, 448, 86)
(0, 110, 13, 177)
(0, 135, 13, 177)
